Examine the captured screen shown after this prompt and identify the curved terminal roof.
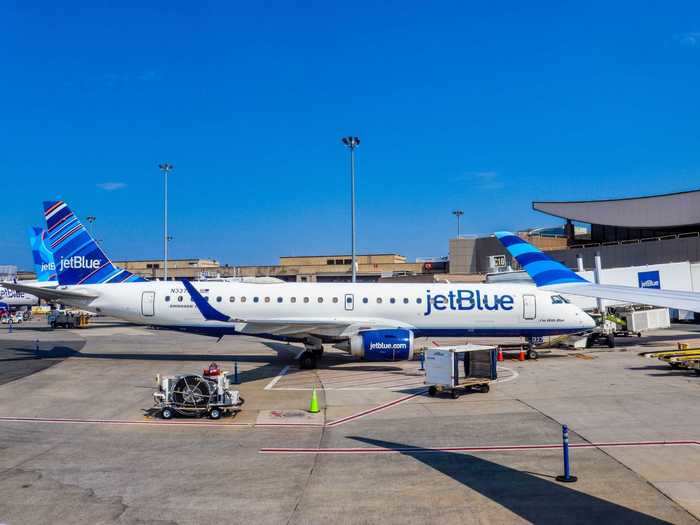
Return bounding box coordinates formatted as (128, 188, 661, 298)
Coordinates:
(533, 189, 700, 228)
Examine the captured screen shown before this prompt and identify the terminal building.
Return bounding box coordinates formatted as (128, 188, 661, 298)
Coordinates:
(112, 254, 450, 282)
(532, 189, 700, 270)
(448, 189, 700, 276)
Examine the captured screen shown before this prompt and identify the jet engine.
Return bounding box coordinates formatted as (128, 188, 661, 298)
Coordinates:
(336, 329, 414, 361)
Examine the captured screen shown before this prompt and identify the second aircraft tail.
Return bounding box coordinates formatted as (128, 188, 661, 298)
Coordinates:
(28, 227, 57, 283)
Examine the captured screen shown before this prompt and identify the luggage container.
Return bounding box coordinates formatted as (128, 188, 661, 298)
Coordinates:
(424, 344, 497, 399)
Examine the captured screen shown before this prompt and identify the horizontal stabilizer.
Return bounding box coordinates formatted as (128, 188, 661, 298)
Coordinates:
(0, 281, 99, 302)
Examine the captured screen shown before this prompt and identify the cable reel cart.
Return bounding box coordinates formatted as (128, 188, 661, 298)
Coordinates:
(153, 363, 243, 419)
(425, 344, 497, 399)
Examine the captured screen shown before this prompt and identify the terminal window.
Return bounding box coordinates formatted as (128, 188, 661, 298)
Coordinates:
(327, 259, 335, 265)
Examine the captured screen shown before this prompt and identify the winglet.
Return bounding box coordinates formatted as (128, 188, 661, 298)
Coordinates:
(494, 231, 588, 287)
(181, 279, 231, 322)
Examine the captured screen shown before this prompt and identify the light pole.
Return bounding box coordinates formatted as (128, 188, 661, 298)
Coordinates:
(452, 210, 464, 237)
(158, 163, 174, 280)
(341, 136, 360, 282)
(86, 216, 96, 238)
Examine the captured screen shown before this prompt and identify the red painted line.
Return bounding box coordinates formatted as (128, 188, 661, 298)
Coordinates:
(0, 416, 249, 428)
(326, 390, 425, 427)
(260, 440, 700, 454)
(255, 423, 323, 427)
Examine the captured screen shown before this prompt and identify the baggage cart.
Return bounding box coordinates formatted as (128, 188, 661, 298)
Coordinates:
(424, 344, 497, 399)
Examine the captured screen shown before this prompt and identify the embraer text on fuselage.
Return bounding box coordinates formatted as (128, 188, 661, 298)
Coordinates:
(424, 289, 514, 316)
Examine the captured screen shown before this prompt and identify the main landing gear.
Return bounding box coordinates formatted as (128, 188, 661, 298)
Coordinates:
(299, 337, 323, 369)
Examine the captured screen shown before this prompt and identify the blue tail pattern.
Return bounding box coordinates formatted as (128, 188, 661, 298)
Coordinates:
(28, 227, 57, 282)
(44, 200, 146, 285)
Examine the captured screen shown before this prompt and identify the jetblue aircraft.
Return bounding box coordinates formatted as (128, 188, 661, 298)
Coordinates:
(0, 227, 59, 308)
(6, 201, 595, 368)
(495, 231, 700, 312)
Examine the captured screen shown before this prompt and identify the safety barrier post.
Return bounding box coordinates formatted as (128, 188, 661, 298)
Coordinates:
(8, 319, 12, 334)
(35, 339, 39, 352)
(556, 425, 578, 483)
(419, 351, 425, 371)
(233, 361, 240, 384)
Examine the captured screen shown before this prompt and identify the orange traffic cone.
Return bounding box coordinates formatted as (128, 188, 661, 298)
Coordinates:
(497, 348, 504, 362)
(518, 348, 525, 361)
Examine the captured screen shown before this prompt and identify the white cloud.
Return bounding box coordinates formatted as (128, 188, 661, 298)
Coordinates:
(468, 171, 505, 190)
(676, 32, 700, 47)
(97, 182, 127, 191)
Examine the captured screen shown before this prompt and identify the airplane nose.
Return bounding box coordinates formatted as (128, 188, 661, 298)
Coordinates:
(582, 312, 596, 329)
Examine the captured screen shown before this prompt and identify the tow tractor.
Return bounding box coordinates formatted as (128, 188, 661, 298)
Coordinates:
(153, 363, 244, 419)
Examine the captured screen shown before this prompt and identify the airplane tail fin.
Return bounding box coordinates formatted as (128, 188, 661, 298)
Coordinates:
(494, 231, 588, 287)
(43, 200, 146, 285)
(28, 227, 57, 282)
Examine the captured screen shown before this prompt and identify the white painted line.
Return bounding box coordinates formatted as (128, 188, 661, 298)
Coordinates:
(495, 365, 519, 384)
(264, 365, 290, 390)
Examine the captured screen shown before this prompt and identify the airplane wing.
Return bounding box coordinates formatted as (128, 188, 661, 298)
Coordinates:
(494, 231, 700, 313)
(180, 279, 413, 338)
(0, 281, 99, 302)
(233, 317, 414, 338)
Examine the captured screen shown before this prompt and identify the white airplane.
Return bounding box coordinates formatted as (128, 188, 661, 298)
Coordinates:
(5, 201, 595, 368)
(495, 231, 700, 312)
(0, 227, 58, 309)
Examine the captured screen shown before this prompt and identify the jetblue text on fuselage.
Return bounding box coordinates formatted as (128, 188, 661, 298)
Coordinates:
(58, 256, 101, 272)
(424, 289, 514, 316)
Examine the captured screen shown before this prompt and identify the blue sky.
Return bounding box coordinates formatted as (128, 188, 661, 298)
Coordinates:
(2, 1, 700, 269)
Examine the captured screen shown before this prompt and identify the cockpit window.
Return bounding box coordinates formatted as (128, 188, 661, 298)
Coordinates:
(550, 295, 570, 304)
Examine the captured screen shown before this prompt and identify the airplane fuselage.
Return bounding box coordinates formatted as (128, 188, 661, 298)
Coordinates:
(60, 281, 594, 339)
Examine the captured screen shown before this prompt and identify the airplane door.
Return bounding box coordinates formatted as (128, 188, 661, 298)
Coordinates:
(523, 294, 536, 320)
(141, 291, 155, 317)
(344, 294, 354, 311)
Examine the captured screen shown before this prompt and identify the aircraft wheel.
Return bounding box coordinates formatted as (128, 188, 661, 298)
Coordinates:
(161, 407, 173, 420)
(450, 390, 460, 399)
(527, 349, 539, 360)
(209, 408, 222, 420)
(299, 352, 317, 370)
(480, 384, 490, 393)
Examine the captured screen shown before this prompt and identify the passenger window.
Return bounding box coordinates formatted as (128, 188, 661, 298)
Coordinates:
(241, 296, 247, 303)
(230, 297, 235, 302)
(376, 298, 383, 304)
(204, 297, 210, 302)
(165, 296, 170, 302)
(291, 297, 297, 303)
(332, 297, 339, 303)
(264, 297, 270, 303)
(304, 297, 309, 303)
(318, 297, 324, 303)
(416, 298, 422, 304)
(216, 296, 222, 302)
(178, 296, 183, 302)
(403, 298, 409, 304)
(362, 297, 368, 304)
(277, 297, 283, 303)
(253, 297, 259, 303)
(390, 298, 396, 304)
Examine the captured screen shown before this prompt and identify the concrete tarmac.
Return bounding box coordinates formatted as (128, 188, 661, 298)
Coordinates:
(0, 317, 699, 524)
